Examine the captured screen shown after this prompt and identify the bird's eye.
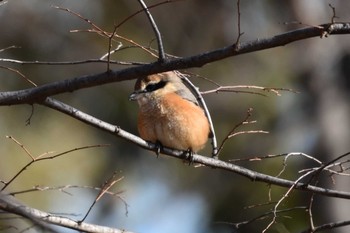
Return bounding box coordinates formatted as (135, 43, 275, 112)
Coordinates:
(145, 81, 167, 92)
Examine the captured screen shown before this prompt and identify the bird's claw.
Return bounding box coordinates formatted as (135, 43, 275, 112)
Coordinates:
(185, 149, 194, 165)
(154, 141, 163, 158)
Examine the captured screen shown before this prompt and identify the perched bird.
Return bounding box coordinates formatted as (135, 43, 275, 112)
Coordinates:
(129, 71, 210, 153)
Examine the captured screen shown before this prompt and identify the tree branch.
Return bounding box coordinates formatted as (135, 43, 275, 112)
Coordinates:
(0, 192, 133, 233)
(40, 97, 350, 200)
(137, 0, 165, 61)
(301, 219, 350, 233)
(1, 23, 350, 106)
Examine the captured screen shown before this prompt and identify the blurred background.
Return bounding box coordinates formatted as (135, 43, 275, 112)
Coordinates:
(1, 0, 350, 232)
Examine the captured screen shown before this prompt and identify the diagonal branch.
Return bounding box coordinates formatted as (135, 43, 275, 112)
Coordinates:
(137, 0, 165, 61)
(0, 192, 133, 233)
(1, 23, 350, 106)
(40, 97, 350, 200)
(300, 219, 350, 233)
(176, 71, 218, 158)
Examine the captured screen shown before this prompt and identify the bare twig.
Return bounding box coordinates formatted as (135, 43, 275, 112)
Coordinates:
(176, 71, 218, 158)
(301, 220, 350, 233)
(276, 152, 322, 178)
(230, 152, 320, 163)
(70, 28, 158, 57)
(0, 192, 133, 233)
(262, 169, 315, 232)
(306, 152, 350, 186)
(53, 6, 108, 37)
(0, 65, 37, 87)
(1, 22, 350, 106)
(54, 5, 158, 58)
(0, 45, 20, 53)
(80, 173, 124, 222)
(1, 142, 109, 191)
(6, 135, 35, 160)
(328, 4, 338, 24)
(234, 0, 244, 48)
(201, 85, 297, 96)
(100, 42, 122, 60)
(216, 206, 307, 229)
(106, 0, 175, 70)
(307, 188, 316, 232)
(25, 104, 35, 126)
(137, 0, 165, 61)
(217, 108, 268, 156)
(9, 184, 129, 216)
(115, 0, 177, 30)
(300, 161, 350, 177)
(106, 26, 119, 71)
(0, 57, 146, 66)
(10, 184, 122, 197)
(114, 33, 159, 57)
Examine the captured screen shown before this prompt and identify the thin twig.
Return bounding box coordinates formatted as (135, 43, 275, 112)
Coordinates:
(1, 143, 109, 191)
(106, 26, 119, 71)
(9, 184, 129, 216)
(215, 206, 307, 229)
(25, 105, 35, 126)
(80, 173, 124, 222)
(6, 135, 35, 160)
(201, 85, 297, 96)
(217, 108, 268, 156)
(276, 152, 322, 178)
(234, 0, 244, 49)
(307, 186, 316, 232)
(306, 152, 350, 186)
(10, 184, 122, 197)
(176, 71, 218, 158)
(300, 162, 350, 177)
(137, 0, 165, 61)
(328, 4, 338, 24)
(262, 169, 315, 232)
(0, 57, 146, 66)
(54, 5, 158, 59)
(71, 29, 158, 57)
(100, 42, 122, 60)
(0, 65, 37, 87)
(0, 45, 20, 53)
(300, 220, 350, 233)
(115, 0, 177, 30)
(53, 6, 107, 37)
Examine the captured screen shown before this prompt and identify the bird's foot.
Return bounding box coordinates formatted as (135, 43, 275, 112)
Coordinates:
(154, 141, 163, 158)
(185, 148, 194, 165)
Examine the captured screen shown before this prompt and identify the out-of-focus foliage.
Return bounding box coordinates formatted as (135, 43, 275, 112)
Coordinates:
(1, 1, 350, 233)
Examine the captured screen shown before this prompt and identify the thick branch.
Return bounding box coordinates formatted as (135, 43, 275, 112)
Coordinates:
(0, 192, 133, 233)
(41, 97, 350, 200)
(1, 23, 350, 106)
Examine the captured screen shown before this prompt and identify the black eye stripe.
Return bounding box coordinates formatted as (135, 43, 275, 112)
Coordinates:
(145, 81, 167, 92)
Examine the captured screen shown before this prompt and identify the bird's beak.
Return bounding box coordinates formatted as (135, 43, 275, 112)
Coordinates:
(129, 91, 142, 101)
(129, 92, 138, 101)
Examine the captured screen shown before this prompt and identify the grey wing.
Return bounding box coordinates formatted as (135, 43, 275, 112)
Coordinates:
(175, 85, 199, 105)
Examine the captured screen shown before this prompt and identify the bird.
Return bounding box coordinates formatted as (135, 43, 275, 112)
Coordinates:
(129, 71, 210, 153)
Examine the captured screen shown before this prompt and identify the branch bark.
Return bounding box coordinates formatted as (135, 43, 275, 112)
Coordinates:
(41, 97, 350, 200)
(0, 192, 133, 233)
(0, 23, 350, 106)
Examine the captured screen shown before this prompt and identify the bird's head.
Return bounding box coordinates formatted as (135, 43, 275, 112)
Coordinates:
(129, 71, 197, 106)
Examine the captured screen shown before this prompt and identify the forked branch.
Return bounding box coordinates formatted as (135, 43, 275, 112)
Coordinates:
(1, 22, 350, 106)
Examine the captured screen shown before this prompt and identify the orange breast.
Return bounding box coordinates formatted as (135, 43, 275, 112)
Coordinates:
(138, 93, 210, 152)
